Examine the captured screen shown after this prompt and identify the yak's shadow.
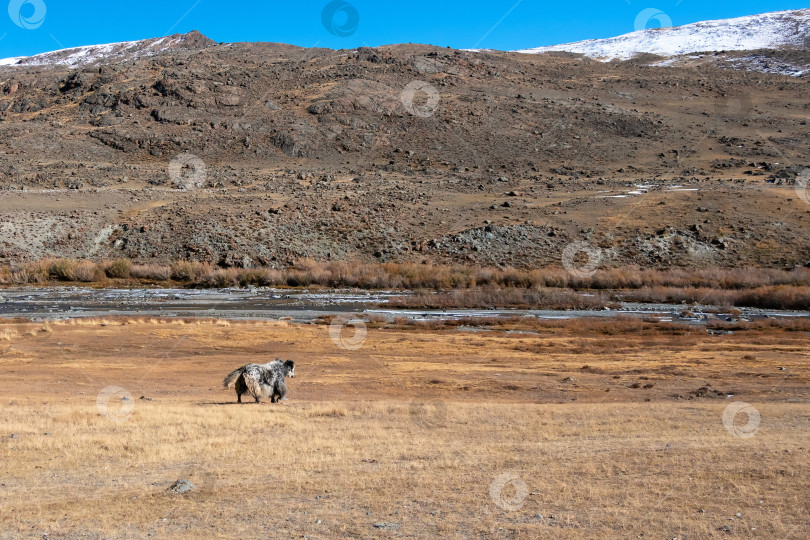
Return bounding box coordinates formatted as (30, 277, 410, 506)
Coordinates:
(197, 401, 267, 406)
(195, 401, 287, 406)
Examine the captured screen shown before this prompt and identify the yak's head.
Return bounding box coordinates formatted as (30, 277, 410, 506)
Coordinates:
(283, 360, 295, 378)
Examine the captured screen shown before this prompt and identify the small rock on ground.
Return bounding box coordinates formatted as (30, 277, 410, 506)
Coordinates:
(167, 479, 195, 494)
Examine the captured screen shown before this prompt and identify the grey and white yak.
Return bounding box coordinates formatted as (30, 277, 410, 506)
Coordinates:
(222, 359, 296, 404)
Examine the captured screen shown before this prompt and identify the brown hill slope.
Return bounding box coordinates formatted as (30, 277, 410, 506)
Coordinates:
(0, 33, 808, 268)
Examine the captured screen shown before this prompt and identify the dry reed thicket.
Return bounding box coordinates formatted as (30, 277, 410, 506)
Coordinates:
(2, 258, 810, 310)
(0, 316, 808, 538)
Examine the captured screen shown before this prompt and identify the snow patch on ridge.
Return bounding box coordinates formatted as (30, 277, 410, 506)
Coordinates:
(517, 9, 810, 61)
(0, 33, 209, 68)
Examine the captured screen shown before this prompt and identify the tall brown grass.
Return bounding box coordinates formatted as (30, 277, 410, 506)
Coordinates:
(620, 285, 810, 310)
(102, 258, 132, 279)
(130, 263, 172, 281)
(389, 286, 614, 310)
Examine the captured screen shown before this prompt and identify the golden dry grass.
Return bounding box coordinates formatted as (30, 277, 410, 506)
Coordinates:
(0, 318, 808, 539)
(2, 258, 810, 294)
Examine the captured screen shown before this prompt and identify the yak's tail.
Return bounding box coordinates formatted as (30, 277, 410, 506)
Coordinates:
(223, 366, 246, 389)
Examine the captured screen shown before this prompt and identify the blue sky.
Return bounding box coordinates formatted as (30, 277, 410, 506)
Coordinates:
(1, 0, 808, 58)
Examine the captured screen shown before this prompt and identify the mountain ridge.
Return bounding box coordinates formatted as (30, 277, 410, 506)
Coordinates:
(2, 9, 809, 71)
(0, 30, 216, 68)
(517, 8, 810, 61)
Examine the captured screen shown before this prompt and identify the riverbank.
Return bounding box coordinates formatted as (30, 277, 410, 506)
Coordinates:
(2, 258, 810, 310)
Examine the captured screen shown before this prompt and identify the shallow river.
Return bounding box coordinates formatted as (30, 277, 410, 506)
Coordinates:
(0, 287, 806, 325)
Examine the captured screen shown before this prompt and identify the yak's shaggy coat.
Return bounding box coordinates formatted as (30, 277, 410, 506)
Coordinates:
(223, 359, 295, 403)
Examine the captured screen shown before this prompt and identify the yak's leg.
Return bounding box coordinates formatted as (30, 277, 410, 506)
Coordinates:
(274, 381, 287, 403)
(235, 375, 247, 403)
(244, 374, 265, 404)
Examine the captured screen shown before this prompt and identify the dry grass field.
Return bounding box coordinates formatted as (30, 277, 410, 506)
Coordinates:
(0, 317, 808, 538)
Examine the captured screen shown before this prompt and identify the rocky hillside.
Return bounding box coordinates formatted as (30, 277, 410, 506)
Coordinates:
(0, 31, 808, 269)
